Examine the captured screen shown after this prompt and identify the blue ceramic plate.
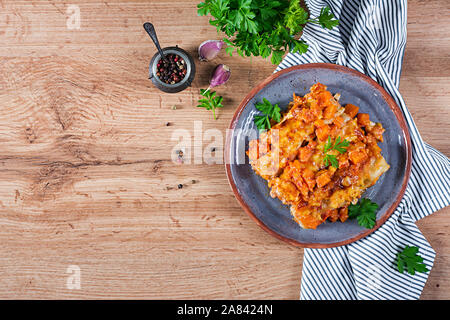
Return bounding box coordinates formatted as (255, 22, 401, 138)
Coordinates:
(225, 64, 412, 248)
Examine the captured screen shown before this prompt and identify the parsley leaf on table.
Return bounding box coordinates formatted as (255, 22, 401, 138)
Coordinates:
(253, 98, 281, 130)
(396, 246, 429, 275)
(196, 89, 224, 120)
(322, 136, 349, 168)
(348, 198, 379, 229)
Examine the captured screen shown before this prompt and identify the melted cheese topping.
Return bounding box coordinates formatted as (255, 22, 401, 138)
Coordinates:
(248, 83, 390, 229)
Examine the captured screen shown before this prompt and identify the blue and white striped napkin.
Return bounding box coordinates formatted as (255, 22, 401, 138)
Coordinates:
(275, 0, 450, 300)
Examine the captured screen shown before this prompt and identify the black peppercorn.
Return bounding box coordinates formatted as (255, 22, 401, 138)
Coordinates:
(156, 53, 186, 85)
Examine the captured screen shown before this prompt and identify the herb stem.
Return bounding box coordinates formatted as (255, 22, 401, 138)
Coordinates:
(306, 19, 321, 25)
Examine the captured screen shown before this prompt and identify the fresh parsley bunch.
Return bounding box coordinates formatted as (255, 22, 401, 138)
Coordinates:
(253, 98, 281, 130)
(196, 89, 224, 120)
(197, 0, 339, 64)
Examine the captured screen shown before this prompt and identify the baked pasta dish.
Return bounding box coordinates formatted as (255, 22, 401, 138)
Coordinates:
(247, 83, 389, 229)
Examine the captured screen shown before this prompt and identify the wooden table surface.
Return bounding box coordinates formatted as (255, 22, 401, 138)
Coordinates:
(0, 0, 448, 299)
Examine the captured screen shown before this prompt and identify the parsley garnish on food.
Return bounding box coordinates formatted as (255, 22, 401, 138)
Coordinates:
(197, 0, 339, 65)
(396, 246, 429, 275)
(196, 89, 224, 120)
(323, 154, 339, 168)
(348, 198, 378, 229)
(253, 98, 281, 130)
(323, 136, 349, 168)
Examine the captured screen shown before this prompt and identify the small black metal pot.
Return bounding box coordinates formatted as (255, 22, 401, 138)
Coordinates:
(148, 46, 196, 93)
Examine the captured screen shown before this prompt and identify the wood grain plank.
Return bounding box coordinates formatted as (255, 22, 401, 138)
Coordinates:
(0, 0, 447, 299)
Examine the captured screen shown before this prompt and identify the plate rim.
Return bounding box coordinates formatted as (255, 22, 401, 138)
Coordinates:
(225, 63, 412, 248)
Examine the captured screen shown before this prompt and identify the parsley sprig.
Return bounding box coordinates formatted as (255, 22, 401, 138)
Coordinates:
(396, 246, 429, 275)
(196, 89, 224, 120)
(323, 136, 349, 168)
(310, 6, 340, 29)
(197, 0, 339, 64)
(348, 198, 378, 229)
(253, 98, 281, 130)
